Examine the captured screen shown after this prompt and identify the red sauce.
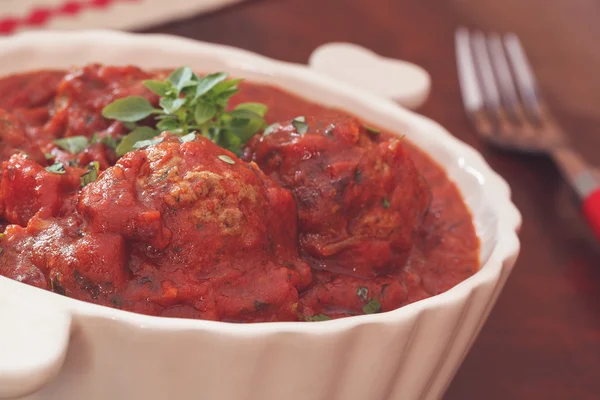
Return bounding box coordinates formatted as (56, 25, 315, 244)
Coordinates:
(0, 65, 479, 322)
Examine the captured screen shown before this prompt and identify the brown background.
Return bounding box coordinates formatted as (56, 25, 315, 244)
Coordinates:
(145, 0, 600, 398)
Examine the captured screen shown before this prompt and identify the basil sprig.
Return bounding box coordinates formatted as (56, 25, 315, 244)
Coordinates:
(101, 67, 268, 155)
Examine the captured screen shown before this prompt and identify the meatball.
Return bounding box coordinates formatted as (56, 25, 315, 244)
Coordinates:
(0, 153, 83, 226)
(42, 64, 160, 139)
(245, 116, 431, 278)
(0, 133, 311, 322)
(0, 109, 46, 164)
(0, 70, 64, 111)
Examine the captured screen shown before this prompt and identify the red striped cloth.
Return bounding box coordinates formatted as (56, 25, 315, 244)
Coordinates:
(0, 0, 243, 35)
(0, 0, 141, 34)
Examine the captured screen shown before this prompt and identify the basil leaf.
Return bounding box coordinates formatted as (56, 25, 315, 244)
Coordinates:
(44, 153, 55, 160)
(115, 127, 159, 156)
(101, 136, 119, 150)
(80, 161, 100, 187)
(210, 77, 241, 95)
(179, 133, 196, 143)
(263, 123, 280, 136)
(304, 314, 331, 322)
(292, 116, 309, 135)
(228, 109, 263, 121)
(156, 117, 181, 133)
(159, 97, 186, 114)
(46, 162, 66, 175)
(234, 102, 268, 117)
(195, 72, 228, 98)
(123, 122, 138, 131)
(168, 67, 194, 94)
(53, 136, 88, 155)
(102, 96, 156, 122)
(144, 80, 170, 97)
(134, 136, 164, 150)
(362, 298, 382, 314)
(194, 102, 217, 125)
(229, 118, 264, 143)
(217, 155, 235, 165)
(218, 129, 243, 155)
(206, 126, 221, 141)
(214, 88, 239, 106)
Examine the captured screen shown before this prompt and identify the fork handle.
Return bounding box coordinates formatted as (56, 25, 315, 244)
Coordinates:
(551, 147, 600, 241)
(583, 189, 600, 241)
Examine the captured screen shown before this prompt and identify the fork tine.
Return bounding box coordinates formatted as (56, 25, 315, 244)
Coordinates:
(471, 31, 501, 113)
(455, 28, 484, 113)
(504, 33, 543, 121)
(487, 34, 520, 120)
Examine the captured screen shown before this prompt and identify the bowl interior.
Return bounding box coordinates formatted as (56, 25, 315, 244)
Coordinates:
(0, 31, 521, 335)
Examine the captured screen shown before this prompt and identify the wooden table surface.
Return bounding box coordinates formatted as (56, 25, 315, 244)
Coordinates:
(145, 1, 600, 398)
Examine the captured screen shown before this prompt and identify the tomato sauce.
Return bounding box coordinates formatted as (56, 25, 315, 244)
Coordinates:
(0, 66, 479, 322)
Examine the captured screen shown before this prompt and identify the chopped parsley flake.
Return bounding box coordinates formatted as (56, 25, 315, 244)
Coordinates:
(364, 124, 380, 134)
(45, 162, 66, 175)
(218, 155, 235, 164)
(304, 313, 331, 321)
(382, 197, 390, 209)
(80, 161, 100, 187)
(362, 298, 382, 314)
(357, 286, 369, 302)
(292, 116, 309, 135)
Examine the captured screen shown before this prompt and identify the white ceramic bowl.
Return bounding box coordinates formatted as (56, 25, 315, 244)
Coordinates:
(0, 31, 521, 400)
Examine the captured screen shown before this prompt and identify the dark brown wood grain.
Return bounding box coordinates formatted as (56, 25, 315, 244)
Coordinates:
(144, 0, 600, 398)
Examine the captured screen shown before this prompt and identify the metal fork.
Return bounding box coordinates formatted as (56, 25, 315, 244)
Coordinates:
(455, 28, 600, 242)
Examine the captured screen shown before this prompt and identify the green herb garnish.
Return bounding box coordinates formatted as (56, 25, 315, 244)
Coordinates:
(263, 123, 280, 136)
(382, 197, 390, 209)
(218, 155, 235, 165)
(133, 136, 164, 151)
(292, 116, 308, 135)
(91, 133, 119, 150)
(357, 286, 369, 302)
(44, 153, 55, 161)
(304, 313, 332, 322)
(53, 136, 89, 154)
(101, 67, 268, 156)
(80, 161, 100, 187)
(364, 124, 380, 134)
(102, 96, 156, 122)
(115, 127, 159, 157)
(46, 162, 66, 175)
(362, 298, 382, 314)
(179, 132, 197, 143)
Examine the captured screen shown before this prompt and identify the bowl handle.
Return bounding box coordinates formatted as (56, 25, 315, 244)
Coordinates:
(308, 42, 431, 109)
(0, 290, 71, 399)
